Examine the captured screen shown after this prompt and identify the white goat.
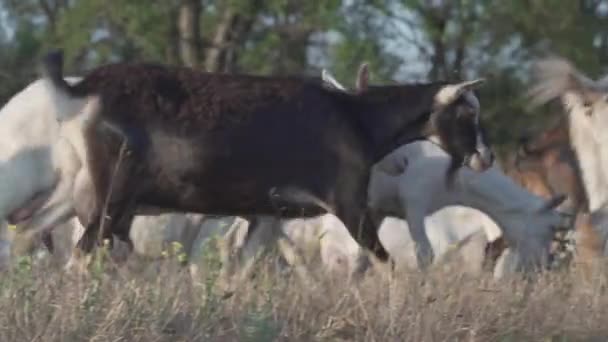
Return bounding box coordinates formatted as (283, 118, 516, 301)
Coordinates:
(322, 67, 570, 274)
(205, 138, 569, 279)
(0, 77, 84, 232)
(529, 57, 608, 253)
(370, 140, 568, 274)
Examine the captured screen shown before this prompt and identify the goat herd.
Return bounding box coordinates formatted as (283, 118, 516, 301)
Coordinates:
(0, 50, 604, 295)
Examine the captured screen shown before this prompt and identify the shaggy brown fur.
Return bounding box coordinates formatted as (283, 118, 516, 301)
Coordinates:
(514, 117, 588, 213)
(488, 117, 588, 270)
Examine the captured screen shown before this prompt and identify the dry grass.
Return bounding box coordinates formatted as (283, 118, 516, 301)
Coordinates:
(0, 243, 608, 342)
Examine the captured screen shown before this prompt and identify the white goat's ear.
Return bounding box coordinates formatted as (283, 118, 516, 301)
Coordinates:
(528, 57, 599, 111)
(321, 69, 347, 91)
(355, 62, 369, 93)
(434, 78, 485, 108)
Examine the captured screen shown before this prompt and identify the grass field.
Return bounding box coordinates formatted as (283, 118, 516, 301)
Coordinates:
(0, 242, 607, 342)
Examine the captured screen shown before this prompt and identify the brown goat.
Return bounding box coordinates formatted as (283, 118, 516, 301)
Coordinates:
(514, 117, 588, 213)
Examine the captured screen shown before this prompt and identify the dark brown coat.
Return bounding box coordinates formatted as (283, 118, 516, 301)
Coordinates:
(42, 51, 486, 261)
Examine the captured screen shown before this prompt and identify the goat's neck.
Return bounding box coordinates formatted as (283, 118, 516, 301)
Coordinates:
(343, 84, 442, 161)
(448, 167, 545, 227)
(568, 108, 608, 211)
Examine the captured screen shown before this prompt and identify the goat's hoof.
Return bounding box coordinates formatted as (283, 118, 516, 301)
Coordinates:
(220, 290, 235, 300)
(214, 285, 235, 300)
(213, 278, 236, 299)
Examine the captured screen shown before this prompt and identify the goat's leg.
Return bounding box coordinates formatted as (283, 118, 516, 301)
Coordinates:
(405, 210, 434, 270)
(41, 231, 54, 253)
(216, 216, 276, 298)
(106, 209, 136, 264)
(16, 180, 78, 257)
(66, 219, 105, 274)
(266, 190, 321, 283)
(275, 224, 318, 287)
(347, 211, 384, 277)
(214, 217, 245, 292)
(21, 138, 81, 239)
(71, 142, 140, 270)
(334, 173, 380, 279)
(71, 194, 137, 269)
(357, 210, 389, 261)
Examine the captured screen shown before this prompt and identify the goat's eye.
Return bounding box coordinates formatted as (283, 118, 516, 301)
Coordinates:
(458, 110, 474, 120)
(582, 99, 593, 107)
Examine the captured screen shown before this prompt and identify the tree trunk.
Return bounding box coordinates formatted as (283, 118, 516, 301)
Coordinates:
(420, 3, 451, 81)
(178, 0, 201, 68)
(166, 5, 181, 65)
(204, 8, 239, 72)
(37, 0, 70, 37)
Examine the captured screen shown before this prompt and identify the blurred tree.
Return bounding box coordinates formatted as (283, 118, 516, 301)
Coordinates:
(349, 0, 608, 155)
(178, 0, 201, 67)
(1, 0, 608, 156)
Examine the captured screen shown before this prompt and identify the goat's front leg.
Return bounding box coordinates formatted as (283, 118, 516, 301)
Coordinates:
(405, 207, 434, 270)
(71, 142, 140, 270)
(16, 144, 83, 257)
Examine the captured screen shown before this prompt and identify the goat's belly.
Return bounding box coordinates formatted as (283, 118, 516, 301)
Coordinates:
(138, 125, 358, 216)
(137, 169, 333, 218)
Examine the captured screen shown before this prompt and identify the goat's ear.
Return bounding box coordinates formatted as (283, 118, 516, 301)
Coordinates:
(321, 69, 347, 91)
(355, 62, 369, 93)
(528, 57, 599, 113)
(434, 78, 485, 109)
(374, 156, 408, 176)
(389, 157, 408, 175)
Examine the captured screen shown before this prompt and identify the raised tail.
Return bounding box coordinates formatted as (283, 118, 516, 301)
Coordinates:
(39, 50, 90, 122)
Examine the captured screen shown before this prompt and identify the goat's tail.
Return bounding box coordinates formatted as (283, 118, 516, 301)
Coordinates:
(40, 50, 90, 122)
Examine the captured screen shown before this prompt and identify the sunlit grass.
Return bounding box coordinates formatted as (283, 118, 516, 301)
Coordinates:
(0, 241, 606, 341)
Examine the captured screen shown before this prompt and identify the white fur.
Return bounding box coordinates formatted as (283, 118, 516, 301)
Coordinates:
(370, 140, 565, 275)
(0, 77, 82, 225)
(321, 69, 347, 91)
(40, 79, 92, 122)
(530, 57, 608, 252)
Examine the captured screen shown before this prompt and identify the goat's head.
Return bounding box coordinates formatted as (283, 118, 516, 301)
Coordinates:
(322, 63, 494, 175)
(529, 57, 608, 145)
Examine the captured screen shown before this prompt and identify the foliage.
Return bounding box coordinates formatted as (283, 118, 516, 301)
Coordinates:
(1, 0, 608, 151)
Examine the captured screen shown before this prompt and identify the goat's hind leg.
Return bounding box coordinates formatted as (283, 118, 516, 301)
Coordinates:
(268, 188, 331, 287)
(333, 173, 382, 280)
(215, 216, 276, 298)
(72, 144, 140, 271)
